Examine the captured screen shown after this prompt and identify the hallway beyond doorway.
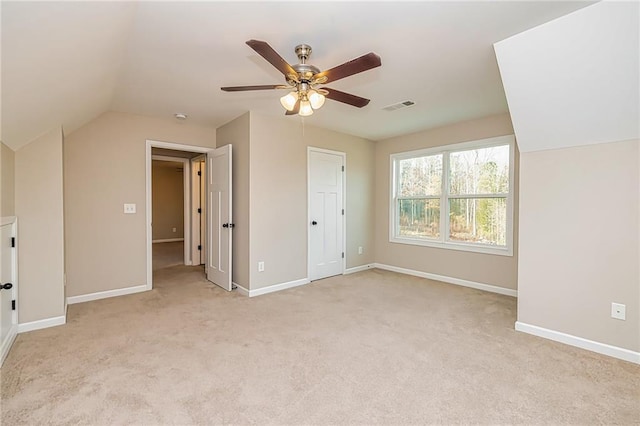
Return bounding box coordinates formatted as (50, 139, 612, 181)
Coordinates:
(152, 241, 184, 270)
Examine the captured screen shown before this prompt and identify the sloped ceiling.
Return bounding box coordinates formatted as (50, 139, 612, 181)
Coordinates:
(1, 1, 594, 150)
(494, 1, 639, 152)
(1, 1, 137, 150)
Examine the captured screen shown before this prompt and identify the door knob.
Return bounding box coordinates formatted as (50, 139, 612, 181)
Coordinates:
(311, 221, 318, 225)
(1, 283, 12, 290)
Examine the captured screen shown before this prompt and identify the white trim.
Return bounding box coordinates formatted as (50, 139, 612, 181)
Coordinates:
(373, 263, 517, 297)
(0, 216, 17, 226)
(248, 278, 310, 297)
(515, 321, 640, 364)
(389, 135, 515, 257)
(307, 147, 347, 281)
(152, 238, 184, 243)
(146, 140, 214, 290)
(151, 154, 187, 162)
(344, 264, 374, 274)
(0, 327, 17, 367)
(233, 282, 250, 296)
(18, 315, 66, 333)
(66, 284, 148, 305)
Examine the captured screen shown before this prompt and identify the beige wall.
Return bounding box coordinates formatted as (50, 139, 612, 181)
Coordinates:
(216, 112, 250, 289)
(374, 113, 519, 290)
(1, 142, 15, 217)
(15, 127, 65, 323)
(249, 112, 376, 290)
(518, 139, 639, 352)
(152, 161, 184, 241)
(64, 111, 216, 297)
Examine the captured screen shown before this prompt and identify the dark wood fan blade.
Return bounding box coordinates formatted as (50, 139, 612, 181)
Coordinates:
(221, 85, 286, 92)
(246, 40, 297, 77)
(324, 87, 370, 108)
(314, 52, 381, 83)
(285, 99, 301, 116)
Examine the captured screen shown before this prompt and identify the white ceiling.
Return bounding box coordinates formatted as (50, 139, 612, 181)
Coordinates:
(2, 1, 594, 150)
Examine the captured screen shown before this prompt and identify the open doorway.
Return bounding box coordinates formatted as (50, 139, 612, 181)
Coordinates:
(145, 140, 233, 292)
(150, 149, 203, 276)
(151, 156, 189, 271)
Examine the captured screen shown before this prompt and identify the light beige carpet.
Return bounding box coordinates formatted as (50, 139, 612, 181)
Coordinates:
(1, 267, 638, 425)
(153, 241, 185, 270)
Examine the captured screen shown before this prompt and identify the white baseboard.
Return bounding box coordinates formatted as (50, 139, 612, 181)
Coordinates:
(18, 315, 66, 333)
(233, 282, 249, 296)
(344, 264, 374, 275)
(152, 238, 184, 243)
(515, 321, 640, 364)
(67, 284, 149, 305)
(373, 263, 517, 297)
(0, 326, 18, 367)
(244, 278, 310, 297)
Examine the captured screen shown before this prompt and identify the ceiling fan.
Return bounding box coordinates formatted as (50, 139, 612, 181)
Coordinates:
(221, 40, 382, 116)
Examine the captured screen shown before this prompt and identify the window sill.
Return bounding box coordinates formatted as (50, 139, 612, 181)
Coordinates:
(389, 236, 513, 257)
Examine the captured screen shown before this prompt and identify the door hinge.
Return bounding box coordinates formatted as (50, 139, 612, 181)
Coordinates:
(11, 237, 15, 248)
(341, 165, 344, 172)
(342, 252, 344, 259)
(342, 209, 344, 215)
(12, 300, 16, 310)
(197, 208, 202, 214)
(197, 245, 202, 251)
(197, 170, 201, 176)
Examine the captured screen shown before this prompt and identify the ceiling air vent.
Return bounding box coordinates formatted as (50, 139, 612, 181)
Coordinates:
(382, 100, 416, 111)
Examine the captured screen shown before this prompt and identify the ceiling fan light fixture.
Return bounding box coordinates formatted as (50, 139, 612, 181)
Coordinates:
(299, 100, 314, 116)
(308, 90, 325, 109)
(280, 91, 299, 111)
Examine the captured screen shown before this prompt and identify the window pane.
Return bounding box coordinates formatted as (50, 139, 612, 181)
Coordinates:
(398, 154, 442, 197)
(398, 199, 440, 239)
(449, 145, 509, 195)
(449, 198, 507, 246)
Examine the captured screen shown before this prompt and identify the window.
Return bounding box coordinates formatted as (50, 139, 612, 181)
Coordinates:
(390, 135, 514, 256)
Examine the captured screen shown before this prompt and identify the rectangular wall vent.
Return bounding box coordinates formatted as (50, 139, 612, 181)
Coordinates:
(382, 100, 416, 111)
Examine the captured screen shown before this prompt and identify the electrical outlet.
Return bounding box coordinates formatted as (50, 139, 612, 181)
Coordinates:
(124, 203, 136, 214)
(258, 261, 265, 272)
(172, 227, 177, 233)
(611, 303, 626, 320)
(358, 246, 363, 255)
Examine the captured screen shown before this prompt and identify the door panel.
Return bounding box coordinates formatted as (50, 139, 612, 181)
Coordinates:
(206, 145, 232, 291)
(0, 221, 17, 367)
(309, 150, 344, 281)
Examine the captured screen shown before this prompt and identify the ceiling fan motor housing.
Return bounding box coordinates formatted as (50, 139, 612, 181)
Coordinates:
(292, 44, 320, 81)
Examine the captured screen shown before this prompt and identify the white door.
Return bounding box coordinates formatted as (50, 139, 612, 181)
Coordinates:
(0, 220, 17, 367)
(206, 145, 232, 291)
(309, 149, 344, 281)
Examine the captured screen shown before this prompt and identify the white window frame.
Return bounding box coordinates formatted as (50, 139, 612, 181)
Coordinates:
(389, 135, 515, 256)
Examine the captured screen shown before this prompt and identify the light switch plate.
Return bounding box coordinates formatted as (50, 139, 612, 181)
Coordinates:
(124, 203, 136, 214)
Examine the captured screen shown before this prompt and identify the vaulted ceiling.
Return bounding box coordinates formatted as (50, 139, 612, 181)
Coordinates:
(1, 1, 594, 150)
